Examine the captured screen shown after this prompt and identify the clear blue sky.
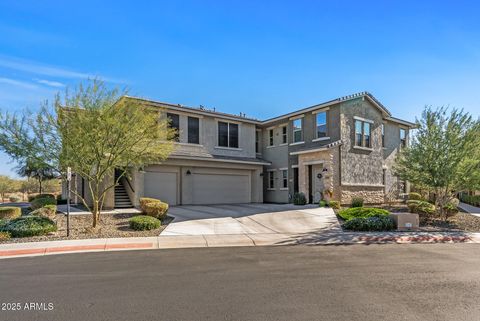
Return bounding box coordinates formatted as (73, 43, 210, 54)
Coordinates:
(0, 0, 479, 177)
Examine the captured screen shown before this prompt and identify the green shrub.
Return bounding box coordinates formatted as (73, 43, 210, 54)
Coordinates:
(293, 193, 307, 205)
(4, 216, 57, 237)
(8, 195, 21, 203)
(407, 200, 436, 216)
(139, 197, 169, 219)
(0, 231, 10, 240)
(460, 194, 480, 207)
(28, 194, 55, 202)
(30, 205, 57, 219)
(0, 207, 21, 219)
(343, 215, 395, 231)
(129, 215, 161, 231)
(329, 200, 341, 209)
(443, 198, 459, 216)
(319, 200, 329, 207)
(350, 197, 364, 208)
(338, 207, 389, 221)
(0, 219, 9, 231)
(30, 197, 57, 210)
(408, 192, 423, 201)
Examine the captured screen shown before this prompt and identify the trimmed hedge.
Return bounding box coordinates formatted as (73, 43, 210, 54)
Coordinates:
(28, 194, 55, 202)
(351, 197, 364, 208)
(31, 197, 57, 210)
(30, 205, 57, 219)
(343, 215, 395, 231)
(319, 200, 328, 207)
(0, 207, 21, 219)
(408, 192, 423, 201)
(4, 216, 57, 237)
(407, 200, 435, 216)
(0, 231, 10, 240)
(139, 197, 169, 219)
(329, 201, 341, 209)
(293, 193, 307, 205)
(460, 194, 480, 207)
(129, 215, 161, 231)
(338, 207, 389, 221)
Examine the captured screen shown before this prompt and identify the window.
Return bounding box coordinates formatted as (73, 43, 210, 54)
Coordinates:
(187, 117, 199, 144)
(218, 122, 239, 148)
(382, 168, 386, 186)
(282, 170, 288, 188)
(167, 113, 180, 142)
(381, 124, 385, 148)
(355, 120, 363, 147)
(268, 171, 275, 189)
(354, 119, 372, 148)
(293, 118, 302, 142)
(364, 122, 371, 148)
(400, 128, 407, 148)
(316, 112, 327, 138)
(281, 126, 287, 144)
(255, 130, 260, 153)
(269, 129, 274, 146)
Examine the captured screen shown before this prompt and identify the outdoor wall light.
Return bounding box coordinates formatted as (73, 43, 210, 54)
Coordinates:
(186, 170, 192, 175)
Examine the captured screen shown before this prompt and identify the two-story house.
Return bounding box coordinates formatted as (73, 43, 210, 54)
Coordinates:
(70, 92, 415, 209)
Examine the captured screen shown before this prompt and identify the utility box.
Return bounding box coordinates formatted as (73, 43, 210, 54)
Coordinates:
(389, 213, 419, 231)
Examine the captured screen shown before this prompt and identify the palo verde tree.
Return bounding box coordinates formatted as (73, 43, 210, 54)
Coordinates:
(16, 159, 57, 194)
(394, 107, 480, 220)
(0, 79, 175, 228)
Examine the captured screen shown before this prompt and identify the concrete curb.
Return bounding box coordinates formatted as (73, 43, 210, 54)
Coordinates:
(1, 232, 479, 259)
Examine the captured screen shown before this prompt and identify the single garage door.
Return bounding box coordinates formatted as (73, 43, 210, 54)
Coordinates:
(191, 173, 251, 204)
(144, 171, 178, 205)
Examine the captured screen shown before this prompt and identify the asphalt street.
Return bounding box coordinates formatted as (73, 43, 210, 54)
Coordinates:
(1, 244, 480, 321)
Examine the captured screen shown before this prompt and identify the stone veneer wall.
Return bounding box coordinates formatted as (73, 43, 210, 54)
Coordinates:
(297, 147, 341, 202)
(340, 185, 384, 205)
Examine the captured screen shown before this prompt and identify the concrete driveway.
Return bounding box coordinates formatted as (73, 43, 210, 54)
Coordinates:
(162, 203, 340, 238)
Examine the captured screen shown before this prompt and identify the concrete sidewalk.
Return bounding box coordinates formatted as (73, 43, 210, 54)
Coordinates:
(459, 202, 480, 217)
(1, 231, 479, 259)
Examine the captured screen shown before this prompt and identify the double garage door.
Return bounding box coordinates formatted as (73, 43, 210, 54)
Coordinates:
(144, 168, 251, 205)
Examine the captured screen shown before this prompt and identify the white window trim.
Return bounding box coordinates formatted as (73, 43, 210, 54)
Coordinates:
(353, 145, 373, 152)
(353, 116, 374, 124)
(289, 141, 305, 146)
(289, 114, 304, 120)
(312, 136, 330, 142)
(312, 107, 330, 114)
(214, 146, 243, 151)
(291, 164, 299, 169)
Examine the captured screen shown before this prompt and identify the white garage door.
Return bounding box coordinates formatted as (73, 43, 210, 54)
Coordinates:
(191, 173, 251, 204)
(144, 171, 178, 205)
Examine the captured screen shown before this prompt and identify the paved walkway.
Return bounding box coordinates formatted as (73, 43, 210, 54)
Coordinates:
(164, 204, 341, 236)
(459, 202, 480, 217)
(57, 204, 141, 215)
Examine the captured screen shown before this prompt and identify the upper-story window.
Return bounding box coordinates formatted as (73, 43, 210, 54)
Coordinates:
(400, 128, 407, 148)
(355, 119, 371, 148)
(255, 130, 260, 153)
(381, 124, 385, 148)
(218, 121, 239, 148)
(268, 129, 274, 146)
(281, 126, 287, 144)
(187, 116, 199, 144)
(316, 112, 327, 138)
(293, 118, 302, 143)
(167, 113, 180, 142)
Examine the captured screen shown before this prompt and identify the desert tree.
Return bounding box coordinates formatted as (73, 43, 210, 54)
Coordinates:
(394, 107, 480, 220)
(0, 79, 175, 228)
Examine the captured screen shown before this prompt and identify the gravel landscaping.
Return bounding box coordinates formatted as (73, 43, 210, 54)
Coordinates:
(0, 212, 172, 244)
(335, 203, 480, 232)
